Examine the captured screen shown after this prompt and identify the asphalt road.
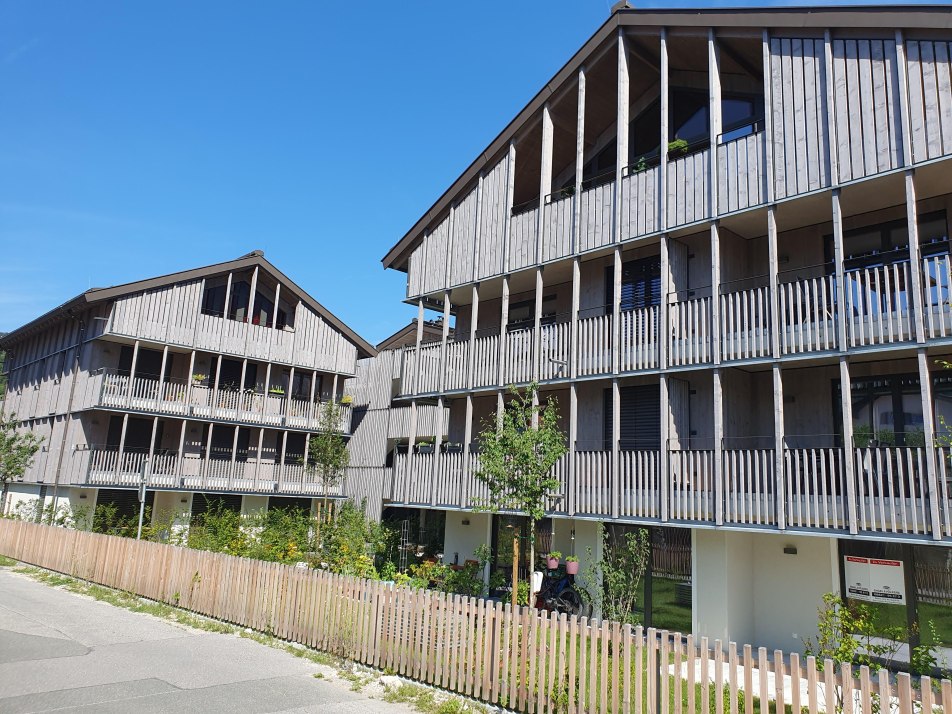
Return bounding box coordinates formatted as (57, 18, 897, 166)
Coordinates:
(0, 567, 411, 713)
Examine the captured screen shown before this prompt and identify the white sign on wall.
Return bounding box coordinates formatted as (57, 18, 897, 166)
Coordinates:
(844, 556, 906, 605)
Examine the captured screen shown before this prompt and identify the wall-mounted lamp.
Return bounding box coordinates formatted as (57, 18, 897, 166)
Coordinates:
(783, 546, 798, 555)
(461, 518, 470, 526)
(180, 498, 188, 504)
(79, 494, 87, 499)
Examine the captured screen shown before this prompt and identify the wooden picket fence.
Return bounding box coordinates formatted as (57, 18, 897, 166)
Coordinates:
(0, 518, 947, 714)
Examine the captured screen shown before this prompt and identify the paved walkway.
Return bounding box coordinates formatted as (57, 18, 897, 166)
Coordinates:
(0, 568, 411, 713)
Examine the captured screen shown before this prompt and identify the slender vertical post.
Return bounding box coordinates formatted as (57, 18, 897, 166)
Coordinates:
(538, 103, 553, 265)
(773, 365, 786, 530)
(659, 28, 670, 230)
(272, 282, 282, 329)
(211, 354, 223, 419)
(307, 369, 317, 429)
(413, 298, 425, 395)
(767, 207, 781, 359)
(512, 534, 520, 609)
(176, 418, 187, 486)
(762, 30, 775, 204)
(615, 28, 629, 242)
(612, 378, 621, 519)
(222, 272, 234, 322)
(713, 369, 725, 525)
(894, 31, 913, 167)
(824, 30, 839, 187)
(124, 339, 141, 408)
(278, 429, 288, 491)
(203, 422, 214, 486)
(832, 191, 849, 351)
(839, 357, 859, 534)
(147, 416, 159, 480)
(660, 374, 670, 522)
(467, 285, 480, 390)
(407, 399, 418, 504)
(431, 396, 444, 507)
(574, 68, 586, 255)
(115, 413, 130, 482)
(440, 291, 451, 392)
(905, 171, 927, 345)
(569, 382, 578, 516)
(916, 350, 943, 540)
(229, 424, 240, 490)
(711, 222, 722, 364)
(462, 394, 474, 508)
(499, 276, 510, 388)
(570, 259, 581, 380)
(503, 142, 516, 274)
(612, 247, 622, 376)
(247, 265, 259, 323)
(261, 362, 272, 423)
(533, 269, 544, 382)
(184, 350, 197, 419)
(239, 358, 248, 417)
(254, 426, 264, 487)
(709, 28, 722, 218)
(285, 366, 296, 424)
(155, 345, 169, 411)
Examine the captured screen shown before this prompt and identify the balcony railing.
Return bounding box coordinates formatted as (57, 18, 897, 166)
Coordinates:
(385, 445, 950, 541)
(88, 370, 351, 433)
(86, 448, 345, 496)
(397, 254, 949, 397)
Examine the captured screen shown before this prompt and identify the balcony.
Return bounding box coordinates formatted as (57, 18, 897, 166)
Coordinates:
(87, 370, 351, 433)
(85, 448, 346, 497)
(386, 445, 951, 541)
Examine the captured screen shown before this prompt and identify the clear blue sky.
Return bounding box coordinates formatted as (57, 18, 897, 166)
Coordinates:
(0, 0, 921, 344)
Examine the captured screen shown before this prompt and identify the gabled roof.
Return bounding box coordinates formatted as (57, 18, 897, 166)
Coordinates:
(0, 251, 377, 358)
(381, 4, 952, 272)
(375, 319, 449, 352)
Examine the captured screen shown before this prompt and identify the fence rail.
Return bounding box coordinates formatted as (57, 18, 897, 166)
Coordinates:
(0, 520, 945, 714)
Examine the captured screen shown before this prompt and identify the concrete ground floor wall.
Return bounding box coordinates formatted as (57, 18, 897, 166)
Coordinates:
(441, 509, 845, 654)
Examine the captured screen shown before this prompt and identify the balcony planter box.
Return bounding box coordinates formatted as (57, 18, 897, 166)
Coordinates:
(415, 444, 434, 454)
(442, 443, 463, 454)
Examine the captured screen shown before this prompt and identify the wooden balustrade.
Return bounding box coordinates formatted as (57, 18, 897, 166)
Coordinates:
(618, 450, 660, 519)
(783, 447, 848, 531)
(720, 286, 771, 362)
(668, 296, 712, 367)
(668, 450, 715, 522)
(471, 335, 499, 388)
(444, 341, 469, 391)
(933, 446, 952, 539)
(541, 195, 573, 262)
(620, 166, 659, 240)
(573, 450, 613, 517)
(778, 274, 838, 354)
(843, 261, 913, 347)
(722, 449, 775, 526)
(539, 322, 570, 381)
(666, 148, 710, 227)
(620, 307, 659, 371)
(854, 446, 930, 536)
(508, 208, 539, 271)
(922, 253, 952, 339)
(502, 329, 534, 385)
(716, 131, 766, 213)
(576, 314, 612, 376)
(578, 180, 614, 253)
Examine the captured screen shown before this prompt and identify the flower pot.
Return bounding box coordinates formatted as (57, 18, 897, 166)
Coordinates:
(565, 560, 579, 575)
(547, 557, 559, 570)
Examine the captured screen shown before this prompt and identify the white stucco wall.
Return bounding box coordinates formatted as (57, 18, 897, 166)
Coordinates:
(694, 530, 839, 652)
(3, 482, 42, 517)
(241, 495, 269, 516)
(442, 511, 492, 566)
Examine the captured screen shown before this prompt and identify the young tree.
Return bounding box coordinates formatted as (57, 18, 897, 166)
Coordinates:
(0, 414, 43, 515)
(304, 399, 350, 523)
(474, 382, 567, 578)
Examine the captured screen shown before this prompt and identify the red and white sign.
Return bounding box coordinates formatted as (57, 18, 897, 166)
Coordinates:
(843, 556, 906, 605)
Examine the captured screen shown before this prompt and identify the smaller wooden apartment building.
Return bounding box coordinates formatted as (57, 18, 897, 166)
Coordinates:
(0, 251, 387, 521)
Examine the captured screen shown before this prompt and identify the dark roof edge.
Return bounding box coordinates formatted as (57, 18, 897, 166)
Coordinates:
(0, 251, 377, 359)
(381, 5, 952, 271)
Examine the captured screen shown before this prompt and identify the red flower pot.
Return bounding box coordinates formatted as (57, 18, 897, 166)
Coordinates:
(565, 560, 579, 575)
(547, 557, 559, 570)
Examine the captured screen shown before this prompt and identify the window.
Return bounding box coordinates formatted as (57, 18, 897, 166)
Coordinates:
(202, 283, 227, 317)
(825, 211, 948, 271)
(605, 257, 662, 313)
(507, 296, 557, 332)
(228, 281, 251, 321)
(603, 385, 662, 451)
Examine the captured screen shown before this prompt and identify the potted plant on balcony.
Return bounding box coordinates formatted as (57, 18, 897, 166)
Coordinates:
(667, 138, 690, 158)
(339, 394, 353, 406)
(442, 442, 463, 454)
(415, 440, 434, 454)
(565, 554, 579, 575)
(191, 373, 207, 386)
(547, 551, 562, 570)
(268, 385, 285, 397)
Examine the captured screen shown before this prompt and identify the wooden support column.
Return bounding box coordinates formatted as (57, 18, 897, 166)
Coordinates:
(823, 31, 839, 187)
(467, 285, 480, 390)
(713, 368, 724, 526)
(176, 418, 187, 486)
(574, 68, 586, 255)
(711, 222, 722, 365)
(203, 422, 214, 485)
(502, 142, 516, 274)
(211, 354, 223, 419)
(439, 291, 451, 392)
(709, 28, 722, 217)
(184, 350, 197, 419)
(615, 28, 629, 243)
(533, 269, 544, 382)
(307, 369, 317, 428)
(254, 427, 264, 488)
(247, 266, 259, 322)
(568, 383, 578, 516)
(772, 365, 786, 530)
(462, 395, 474, 508)
(124, 339, 141, 408)
(222, 272, 234, 321)
(239, 358, 248, 417)
(767, 207, 781, 360)
(660, 374, 670, 522)
(413, 298, 425, 395)
(285, 366, 296, 424)
(114, 413, 129, 480)
(916, 349, 943, 540)
(612, 248, 622, 375)
(272, 283, 282, 329)
(611, 378, 621, 519)
(659, 28, 670, 229)
(905, 171, 927, 345)
(155, 345, 169, 411)
(229, 424, 240, 489)
(278, 430, 288, 491)
(831, 191, 849, 352)
(407, 399, 418, 504)
(260, 362, 272, 423)
(894, 31, 913, 168)
(660, 235, 670, 370)
(498, 277, 510, 387)
(762, 30, 775, 203)
(538, 103, 553, 265)
(146, 416, 160, 483)
(838, 357, 859, 535)
(570, 259, 580, 380)
(430, 396, 444, 507)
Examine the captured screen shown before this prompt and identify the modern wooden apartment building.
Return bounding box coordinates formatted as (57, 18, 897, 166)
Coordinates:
(379, 6, 952, 651)
(0, 251, 376, 522)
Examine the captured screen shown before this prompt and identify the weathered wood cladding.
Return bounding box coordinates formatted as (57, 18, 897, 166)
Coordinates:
(403, 29, 952, 301)
(108, 279, 358, 375)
